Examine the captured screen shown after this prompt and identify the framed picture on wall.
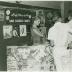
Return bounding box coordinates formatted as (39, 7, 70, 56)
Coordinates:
(19, 25, 27, 36)
(3, 25, 12, 39)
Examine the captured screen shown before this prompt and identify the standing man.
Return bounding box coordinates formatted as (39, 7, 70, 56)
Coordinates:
(67, 12, 72, 48)
(48, 15, 70, 71)
(45, 12, 54, 37)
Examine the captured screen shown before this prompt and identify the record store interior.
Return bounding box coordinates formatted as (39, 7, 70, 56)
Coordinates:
(0, 1, 72, 71)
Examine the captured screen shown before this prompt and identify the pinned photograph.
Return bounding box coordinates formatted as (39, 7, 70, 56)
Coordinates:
(3, 25, 12, 39)
(19, 25, 27, 36)
(12, 26, 19, 37)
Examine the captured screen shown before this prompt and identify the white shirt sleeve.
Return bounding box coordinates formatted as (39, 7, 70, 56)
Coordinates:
(48, 27, 55, 40)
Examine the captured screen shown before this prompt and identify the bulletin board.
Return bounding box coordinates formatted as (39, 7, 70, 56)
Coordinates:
(2, 8, 33, 45)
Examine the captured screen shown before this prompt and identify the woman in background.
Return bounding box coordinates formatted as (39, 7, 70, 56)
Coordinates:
(31, 17, 43, 45)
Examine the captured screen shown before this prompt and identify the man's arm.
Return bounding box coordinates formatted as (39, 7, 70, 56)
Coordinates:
(33, 29, 43, 37)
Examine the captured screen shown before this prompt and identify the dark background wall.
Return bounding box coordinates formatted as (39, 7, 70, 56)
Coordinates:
(6, 1, 72, 20)
(64, 1, 72, 18)
(7, 1, 61, 9)
(18, 1, 61, 9)
(0, 1, 61, 71)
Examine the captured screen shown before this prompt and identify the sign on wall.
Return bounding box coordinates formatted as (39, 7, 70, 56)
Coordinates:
(5, 9, 32, 23)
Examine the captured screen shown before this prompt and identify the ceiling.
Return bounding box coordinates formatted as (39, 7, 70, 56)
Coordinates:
(6, 1, 62, 9)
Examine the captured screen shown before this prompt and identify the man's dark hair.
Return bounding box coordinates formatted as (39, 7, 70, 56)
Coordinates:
(53, 11, 61, 18)
(52, 13, 61, 23)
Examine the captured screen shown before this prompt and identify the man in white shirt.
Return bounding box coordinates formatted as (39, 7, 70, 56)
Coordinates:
(67, 13, 72, 48)
(48, 16, 70, 71)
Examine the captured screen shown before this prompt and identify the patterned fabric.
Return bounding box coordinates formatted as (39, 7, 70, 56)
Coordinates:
(7, 44, 56, 71)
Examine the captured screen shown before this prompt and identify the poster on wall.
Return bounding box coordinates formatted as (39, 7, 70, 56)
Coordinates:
(12, 25, 19, 37)
(3, 25, 12, 39)
(19, 25, 27, 36)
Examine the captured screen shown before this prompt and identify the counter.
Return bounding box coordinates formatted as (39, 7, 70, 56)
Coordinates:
(7, 44, 72, 71)
(7, 44, 55, 71)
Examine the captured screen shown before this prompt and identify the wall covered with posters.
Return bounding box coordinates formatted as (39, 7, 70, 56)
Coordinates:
(0, 3, 60, 45)
(2, 8, 33, 45)
(0, 2, 60, 71)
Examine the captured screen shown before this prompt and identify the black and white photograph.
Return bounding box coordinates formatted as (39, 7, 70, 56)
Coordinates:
(19, 25, 27, 36)
(3, 25, 13, 39)
(12, 25, 19, 37)
(0, 0, 72, 72)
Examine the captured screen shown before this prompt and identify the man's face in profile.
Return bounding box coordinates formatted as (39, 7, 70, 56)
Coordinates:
(68, 16, 72, 21)
(58, 18, 62, 22)
(47, 12, 53, 19)
(53, 16, 58, 22)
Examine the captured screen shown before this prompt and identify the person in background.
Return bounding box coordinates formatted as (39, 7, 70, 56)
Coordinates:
(39, 15, 46, 44)
(48, 14, 70, 71)
(45, 12, 54, 37)
(31, 16, 43, 45)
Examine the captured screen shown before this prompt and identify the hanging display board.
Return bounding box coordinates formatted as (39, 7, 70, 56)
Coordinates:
(3, 8, 32, 40)
(0, 8, 33, 46)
